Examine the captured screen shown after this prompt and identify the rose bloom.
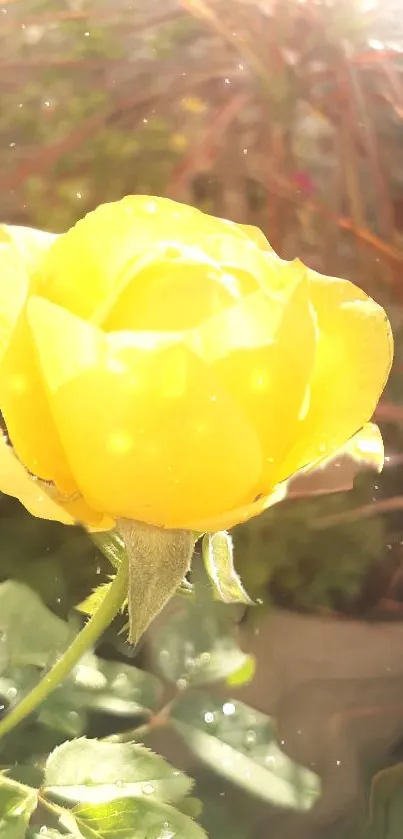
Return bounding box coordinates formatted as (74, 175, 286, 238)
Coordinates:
(0, 196, 393, 533)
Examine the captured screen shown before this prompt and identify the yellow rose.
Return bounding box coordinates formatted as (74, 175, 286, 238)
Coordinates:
(0, 196, 393, 533)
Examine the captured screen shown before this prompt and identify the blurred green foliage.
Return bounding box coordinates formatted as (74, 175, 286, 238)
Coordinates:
(234, 474, 386, 616)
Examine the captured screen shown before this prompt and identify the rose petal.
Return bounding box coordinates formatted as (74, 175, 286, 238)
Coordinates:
(196, 232, 273, 286)
(0, 240, 29, 363)
(0, 431, 112, 529)
(98, 242, 252, 331)
(1, 308, 77, 493)
(187, 288, 286, 364)
(342, 422, 384, 472)
(203, 273, 316, 492)
(0, 224, 56, 277)
(277, 271, 393, 481)
(288, 423, 384, 496)
(0, 430, 73, 523)
(238, 223, 274, 251)
(42, 485, 114, 531)
(27, 297, 263, 528)
(37, 195, 256, 320)
(186, 481, 288, 533)
(186, 424, 384, 532)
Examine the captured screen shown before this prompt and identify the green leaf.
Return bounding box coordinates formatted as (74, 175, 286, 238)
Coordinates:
(0, 581, 70, 669)
(67, 653, 162, 717)
(0, 667, 40, 712)
(44, 738, 193, 805)
(0, 654, 162, 732)
(72, 796, 207, 839)
(38, 699, 87, 738)
(152, 607, 253, 686)
(0, 775, 37, 839)
(7, 766, 43, 792)
(172, 692, 320, 810)
(202, 533, 253, 605)
(152, 583, 253, 687)
(176, 797, 203, 819)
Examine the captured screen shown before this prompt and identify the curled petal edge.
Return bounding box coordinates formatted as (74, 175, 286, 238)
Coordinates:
(0, 432, 113, 532)
(295, 422, 384, 477)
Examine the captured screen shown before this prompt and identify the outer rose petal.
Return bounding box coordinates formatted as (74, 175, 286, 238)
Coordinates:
(341, 422, 384, 472)
(296, 422, 384, 479)
(0, 241, 29, 363)
(27, 297, 263, 528)
(187, 423, 384, 532)
(37, 196, 257, 320)
(0, 431, 113, 529)
(276, 271, 393, 482)
(0, 431, 73, 524)
(187, 482, 289, 533)
(0, 309, 77, 493)
(0, 227, 59, 453)
(198, 270, 316, 492)
(238, 224, 274, 251)
(0, 224, 56, 278)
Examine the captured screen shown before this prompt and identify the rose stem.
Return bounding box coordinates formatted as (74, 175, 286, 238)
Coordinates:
(0, 552, 129, 742)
